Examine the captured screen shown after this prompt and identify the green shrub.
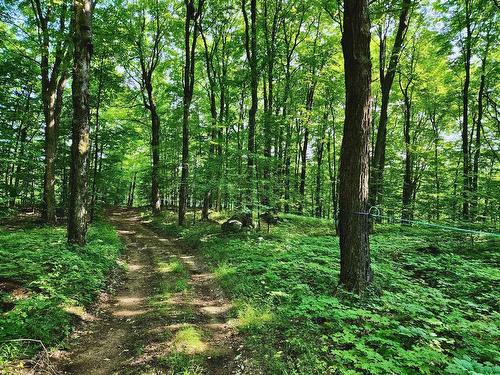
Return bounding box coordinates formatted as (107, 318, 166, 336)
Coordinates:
(0, 222, 122, 361)
(153, 211, 500, 374)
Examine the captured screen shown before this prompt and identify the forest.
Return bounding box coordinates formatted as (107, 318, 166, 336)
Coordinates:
(0, 0, 499, 373)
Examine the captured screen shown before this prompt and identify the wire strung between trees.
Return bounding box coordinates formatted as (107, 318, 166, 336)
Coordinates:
(352, 207, 500, 238)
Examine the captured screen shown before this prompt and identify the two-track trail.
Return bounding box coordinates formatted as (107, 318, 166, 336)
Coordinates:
(53, 210, 252, 375)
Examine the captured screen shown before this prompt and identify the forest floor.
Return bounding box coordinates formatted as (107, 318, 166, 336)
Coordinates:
(51, 209, 256, 375)
(1, 209, 498, 374)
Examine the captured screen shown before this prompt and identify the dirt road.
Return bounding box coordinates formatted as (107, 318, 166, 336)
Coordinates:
(55, 210, 246, 375)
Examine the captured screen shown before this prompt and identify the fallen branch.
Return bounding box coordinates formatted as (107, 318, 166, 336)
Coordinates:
(2, 339, 61, 375)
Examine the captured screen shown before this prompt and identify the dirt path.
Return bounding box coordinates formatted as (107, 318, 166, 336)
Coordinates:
(54, 210, 248, 375)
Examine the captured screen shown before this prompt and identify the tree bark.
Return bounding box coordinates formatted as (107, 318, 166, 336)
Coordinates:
(242, 0, 257, 212)
(199, 23, 217, 220)
(461, 0, 472, 219)
(281, 9, 303, 213)
(315, 119, 326, 218)
(400, 79, 413, 224)
(30, 0, 71, 224)
(90, 58, 104, 222)
(339, 0, 372, 292)
(471, 26, 490, 218)
(369, 0, 411, 210)
(179, 0, 204, 226)
(68, 0, 92, 245)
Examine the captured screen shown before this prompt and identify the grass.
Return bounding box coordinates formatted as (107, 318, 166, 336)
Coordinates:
(0, 221, 122, 364)
(149, 210, 500, 375)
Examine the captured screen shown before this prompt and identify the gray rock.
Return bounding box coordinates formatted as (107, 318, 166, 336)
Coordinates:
(221, 219, 243, 233)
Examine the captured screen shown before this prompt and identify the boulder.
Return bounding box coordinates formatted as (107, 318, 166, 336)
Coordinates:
(221, 219, 243, 233)
(229, 211, 254, 228)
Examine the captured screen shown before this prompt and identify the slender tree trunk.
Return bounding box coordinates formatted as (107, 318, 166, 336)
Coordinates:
(32, 0, 71, 224)
(462, 0, 472, 219)
(179, 0, 203, 225)
(68, 0, 92, 245)
(471, 29, 490, 218)
(129, 171, 137, 207)
(401, 88, 413, 223)
(42, 83, 66, 223)
(430, 111, 440, 220)
(315, 121, 326, 218)
(339, 0, 372, 292)
(150, 96, 161, 215)
(298, 126, 309, 214)
(261, 0, 281, 208)
(242, 0, 257, 212)
(90, 60, 104, 222)
(10, 126, 28, 208)
(200, 25, 217, 220)
(369, 0, 411, 210)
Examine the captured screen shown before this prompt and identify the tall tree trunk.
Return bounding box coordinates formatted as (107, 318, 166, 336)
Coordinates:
(128, 171, 137, 207)
(430, 110, 440, 220)
(369, 0, 411, 210)
(179, 0, 203, 226)
(339, 0, 372, 292)
(401, 85, 413, 223)
(281, 11, 303, 213)
(471, 27, 490, 218)
(242, 0, 258, 212)
(461, 0, 472, 219)
(315, 120, 326, 218)
(31, 0, 71, 224)
(68, 0, 92, 245)
(200, 24, 217, 220)
(150, 93, 161, 215)
(90, 59, 104, 222)
(261, 0, 281, 208)
(298, 125, 309, 214)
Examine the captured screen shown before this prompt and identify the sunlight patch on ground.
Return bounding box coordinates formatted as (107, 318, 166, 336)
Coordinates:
(118, 230, 136, 235)
(127, 263, 143, 271)
(157, 260, 186, 274)
(112, 308, 149, 318)
(200, 304, 232, 316)
(63, 305, 96, 322)
(234, 304, 273, 330)
(116, 296, 145, 305)
(172, 326, 208, 354)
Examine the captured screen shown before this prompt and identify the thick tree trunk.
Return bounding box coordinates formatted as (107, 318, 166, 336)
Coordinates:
(339, 0, 372, 292)
(68, 0, 92, 245)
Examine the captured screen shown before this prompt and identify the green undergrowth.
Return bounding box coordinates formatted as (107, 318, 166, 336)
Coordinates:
(149, 210, 500, 374)
(0, 222, 122, 364)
